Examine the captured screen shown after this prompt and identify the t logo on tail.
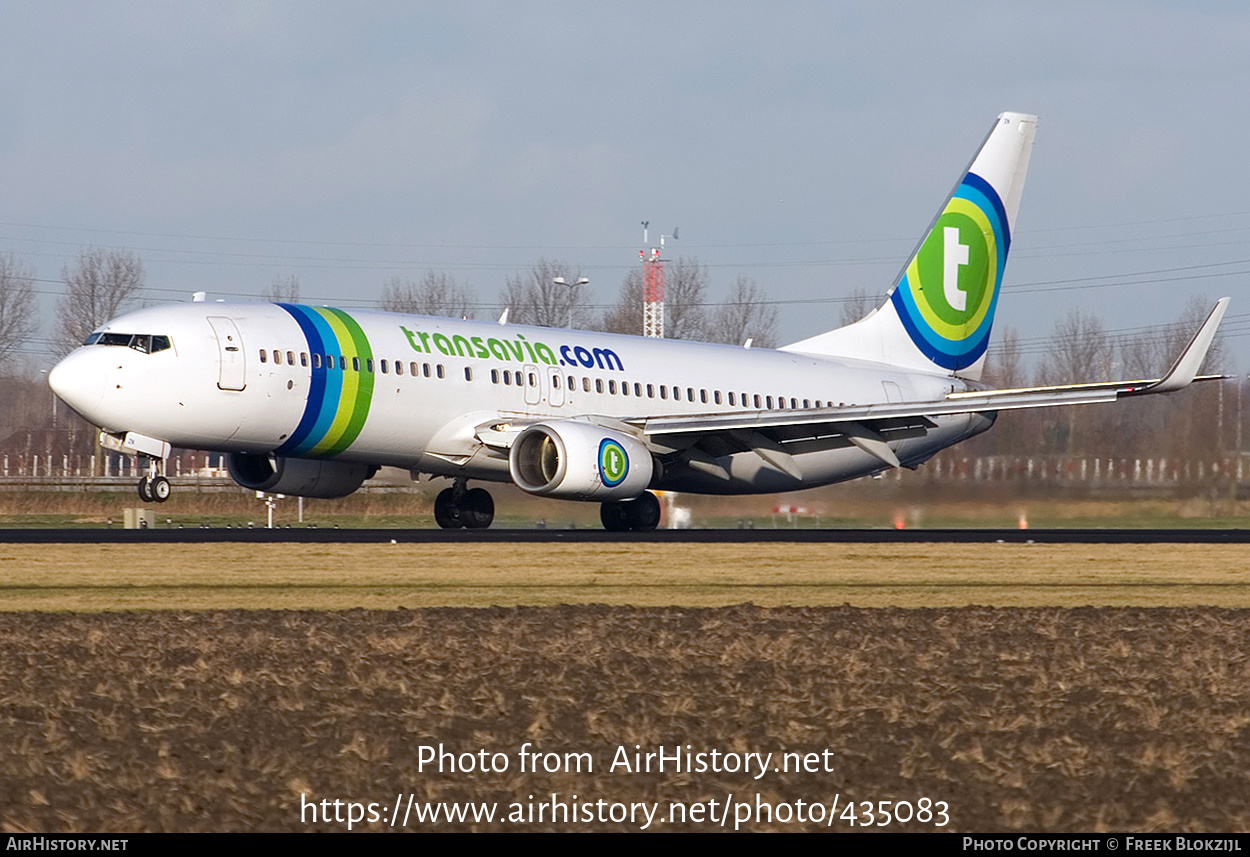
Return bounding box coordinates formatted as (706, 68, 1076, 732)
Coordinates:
(943, 226, 970, 312)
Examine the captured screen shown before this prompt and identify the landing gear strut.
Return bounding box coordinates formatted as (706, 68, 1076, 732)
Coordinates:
(600, 491, 661, 532)
(434, 479, 495, 529)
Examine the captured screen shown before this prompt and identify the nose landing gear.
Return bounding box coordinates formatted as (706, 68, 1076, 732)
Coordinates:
(433, 479, 495, 529)
(99, 431, 174, 505)
(137, 475, 172, 503)
(135, 459, 172, 504)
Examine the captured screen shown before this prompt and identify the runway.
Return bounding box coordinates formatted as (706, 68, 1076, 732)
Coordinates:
(0, 527, 1248, 544)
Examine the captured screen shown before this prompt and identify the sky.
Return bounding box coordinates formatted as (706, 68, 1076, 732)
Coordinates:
(2, 1, 1249, 371)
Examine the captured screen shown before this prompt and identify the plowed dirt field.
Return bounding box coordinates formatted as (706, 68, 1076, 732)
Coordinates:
(1, 606, 1247, 832)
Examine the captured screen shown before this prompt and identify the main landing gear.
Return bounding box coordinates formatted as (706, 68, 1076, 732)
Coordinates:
(600, 492, 661, 532)
(434, 479, 495, 529)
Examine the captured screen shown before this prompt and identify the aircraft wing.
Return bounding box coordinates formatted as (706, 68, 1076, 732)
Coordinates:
(626, 298, 1230, 470)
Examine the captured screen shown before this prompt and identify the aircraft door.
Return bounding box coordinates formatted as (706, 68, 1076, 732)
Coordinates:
(523, 364, 542, 407)
(547, 366, 565, 407)
(207, 316, 247, 391)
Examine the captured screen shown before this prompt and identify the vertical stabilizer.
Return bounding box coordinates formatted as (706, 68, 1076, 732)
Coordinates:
(782, 112, 1037, 381)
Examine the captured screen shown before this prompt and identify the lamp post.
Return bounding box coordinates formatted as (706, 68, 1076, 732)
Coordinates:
(552, 276, 589, 329)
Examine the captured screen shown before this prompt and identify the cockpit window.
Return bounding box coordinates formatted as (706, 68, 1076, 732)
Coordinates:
(88, 333, 173, 353)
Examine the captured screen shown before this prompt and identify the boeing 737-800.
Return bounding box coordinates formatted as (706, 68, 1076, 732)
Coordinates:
(47, 112, 1229, 530)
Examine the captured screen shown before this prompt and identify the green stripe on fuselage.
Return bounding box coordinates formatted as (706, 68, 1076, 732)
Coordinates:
(309, 308, 375, 456)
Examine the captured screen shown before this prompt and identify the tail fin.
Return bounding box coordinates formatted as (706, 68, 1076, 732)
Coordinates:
(781, 111, 1037, 381)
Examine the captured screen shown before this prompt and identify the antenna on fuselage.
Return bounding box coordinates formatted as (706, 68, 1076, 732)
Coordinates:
(498, 308, 510, 325)
(192, 292, 206, 302)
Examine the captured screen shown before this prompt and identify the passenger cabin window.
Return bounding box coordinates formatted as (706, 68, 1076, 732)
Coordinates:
(380, 359, 389, 374)
(259, 350, 268, 363)
(465, 367, 473, 381)
(312, 353, 321, 369)
(436, 365, 445, 379)
(287, 351, 295, 365)
(395, 360, 403, 376)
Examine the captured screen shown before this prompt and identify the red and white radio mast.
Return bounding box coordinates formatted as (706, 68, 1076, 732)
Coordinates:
(640, 221, 675, 338)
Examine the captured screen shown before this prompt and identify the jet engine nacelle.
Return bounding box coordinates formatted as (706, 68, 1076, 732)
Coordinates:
(509, 421, 653, 501)
(226, 453, 373, 499)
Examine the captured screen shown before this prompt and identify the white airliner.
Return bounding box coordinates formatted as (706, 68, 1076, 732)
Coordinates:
(48, 112, 1229, 530)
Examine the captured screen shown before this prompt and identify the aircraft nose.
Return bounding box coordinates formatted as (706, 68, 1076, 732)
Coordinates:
(47, 349, 106, 419)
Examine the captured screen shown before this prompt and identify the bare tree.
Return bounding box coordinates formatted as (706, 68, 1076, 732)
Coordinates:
(263, 274, 301, 303)
(0, 254, 37, 365)
(1034, 310, 1117, 454)
(1037, 309, 1115, 385)
(983, 325, 1025, 389)
(838, 287, 878, 327)
(601, 269, 644, 335)
(706, 275, 779, 349)
(55, 248, 144, 357)
(665, 256, 709, 340)
(499, 259, 592, 329)
(380, 272, 476, 319)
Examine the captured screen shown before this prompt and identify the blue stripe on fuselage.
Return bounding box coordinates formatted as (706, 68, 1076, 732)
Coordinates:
(274, 304, 339, 456)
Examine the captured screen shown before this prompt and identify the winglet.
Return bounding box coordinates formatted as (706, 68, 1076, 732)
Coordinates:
(1147, 298, 1230, 393)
